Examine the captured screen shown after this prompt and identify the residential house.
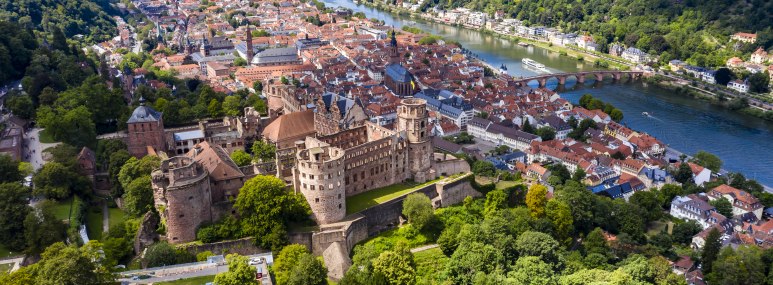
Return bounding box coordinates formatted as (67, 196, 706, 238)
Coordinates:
(575, 35, 599, 52)
(726, 57, 744, 68)
(750, 47, 769, 64)
(674, 162, 712, 186)
(727, 79, 749, 93)
(467, 117, 541, 151)
(621, 47, 649, 63)
(609, 43, 625, 57)
(731, 32, 757, 43)
(670, 194, 722, 229)
(707, 184, 764, 219)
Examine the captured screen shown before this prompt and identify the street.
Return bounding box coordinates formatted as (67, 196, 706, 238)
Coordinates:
(24, 128, 60, 171)
(118, 252, 274, 285)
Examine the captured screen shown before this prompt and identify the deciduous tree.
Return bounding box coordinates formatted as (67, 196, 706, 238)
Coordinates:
(691, 151, 722, 172)
(701, 228, 722, 274)
(123, 176, 154, 216)
(230, 150, 252, 167)
(526, 184, 548, 218)
(0, 183, 31, 250)
(402, 193, 434, 231)
(372, 250, 416, 285)
(214, 254, 258, 285)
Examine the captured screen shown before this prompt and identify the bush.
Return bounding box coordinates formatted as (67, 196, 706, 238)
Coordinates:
(143, 241, 195, 267)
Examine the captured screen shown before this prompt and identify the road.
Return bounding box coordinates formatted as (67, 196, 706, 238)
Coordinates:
(25, 128, 60, 171)
(118, 252, 274, 285)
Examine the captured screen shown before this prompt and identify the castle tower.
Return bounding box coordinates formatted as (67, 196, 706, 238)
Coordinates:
(127, 97, 166, 157)
(397, 98, 432, 183)
(389, 30, 400, 65)
(294, 140, 346, 224)
(245, 24, 254, 64)
(151, 156, 213, 243)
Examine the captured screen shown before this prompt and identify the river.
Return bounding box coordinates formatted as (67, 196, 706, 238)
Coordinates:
(324, 0, 773, 185)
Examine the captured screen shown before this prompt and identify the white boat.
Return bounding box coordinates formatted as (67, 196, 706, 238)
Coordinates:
(522, 58, 546, 69)
(642, 111, 651, 117)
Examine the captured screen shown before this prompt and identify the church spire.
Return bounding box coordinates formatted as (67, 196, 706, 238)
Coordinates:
(245, 23, 254, 65)
(389, 29, 400, 65)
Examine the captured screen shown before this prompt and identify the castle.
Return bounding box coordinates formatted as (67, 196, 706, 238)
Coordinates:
(293, 98, 433, 224)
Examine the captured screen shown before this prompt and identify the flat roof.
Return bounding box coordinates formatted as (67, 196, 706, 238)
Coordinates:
(174, 130, 205, 141)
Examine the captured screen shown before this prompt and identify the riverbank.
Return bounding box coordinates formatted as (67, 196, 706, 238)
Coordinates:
(644, 75, 773, 122)
(350, 1, 630, 70)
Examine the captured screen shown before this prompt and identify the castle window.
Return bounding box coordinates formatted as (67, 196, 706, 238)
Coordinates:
(319, 185, 324, 190)
(338, 203, 342, 209)
(338, 194, 341, 199)
(189, 196, 193, 200)
(302, 173, 306, 178)
(311, 185, 315, 190)
(315, 198, 319, 203)
(310, 175, 315, 179)
(179, 214, 184, 218)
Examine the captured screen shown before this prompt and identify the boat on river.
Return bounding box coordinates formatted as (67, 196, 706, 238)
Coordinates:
(522, 58, 545, 69)
(518, 42, 530, 47)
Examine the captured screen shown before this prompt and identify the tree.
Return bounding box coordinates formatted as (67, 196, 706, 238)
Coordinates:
(32, 162, 87, 200)
(6, 95, 34, 119)
(11, 242, 115, 285)
(123, 176, 154, 216)
(118, 156, 161, 190)
(252, 80, 263, 92)
(658, 184, 683, 209)
(472, 160, 496, 177)
(483, 189, 507, 216)
(748, 72, 770, 93)
(546, 199, 574, 246)
(207, 99, 223, 118)
(515, 231, 562, 266)
(714, 68, 735, 85)
(214, 254, 258, 285)
(230, 150, 252, 167)
(526, 184, 548, 218)
(708, 246, 767, 285)
(274, 244, 310, 285)
(251, 140, 277, 162)
(709, 197, 733, 218)
(673, 163, 694, 184)
(691, 151, 722, 172)
(583, 228, 610, 257)
(372, 250, 416, 285)
(609, 109, 624, 122)
(24, 201, 66, 254)
(222, 95, 243, 116)
(444, 242, 502, 284)
(235, 176, 310, 250)
(571, 168, 586, 182)
(701, 228, 722, 274)
(629, 191, 662, 223)
(506, 256, 556, 285)
(402, 193, 434, 231)
(287, 253, 328, 285)
(0, 183, 31, 250)
(0, 154, 22, 183)
(108, 150, 131, 197)
(143, 241, 193, 267)
(535, 126, 556, 141)
(521, 119, 535, 133)
(672, 221, 702, 245)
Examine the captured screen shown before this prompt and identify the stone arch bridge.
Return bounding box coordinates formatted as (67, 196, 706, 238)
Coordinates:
(513, 71, 644, 88)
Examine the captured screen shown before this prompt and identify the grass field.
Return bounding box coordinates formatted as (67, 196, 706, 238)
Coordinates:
(51, 197, 74, 222)
(414, 247, 449, 284)
(107, 207, 127, 229)
(346, 177, 443, 214)
(0, 263, 11, 274)
(155, 275, 215, 285)
(38, 129, 55, 143)
(495, 180, 521, 189)
(86, 206, 104, 241)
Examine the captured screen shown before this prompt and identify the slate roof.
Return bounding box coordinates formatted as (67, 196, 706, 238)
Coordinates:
(385, 63, 412, 83)
(127, 104, 163, 123)
(254, 47, 299, 65)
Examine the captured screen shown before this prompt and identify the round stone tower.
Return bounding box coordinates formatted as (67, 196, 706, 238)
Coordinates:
(295, 144, 346, 224)
(151, 156, 213, 243)
(397, 98, 432, 183)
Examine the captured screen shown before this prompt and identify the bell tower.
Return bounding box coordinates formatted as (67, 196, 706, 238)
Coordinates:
(389, 30, 400, 65)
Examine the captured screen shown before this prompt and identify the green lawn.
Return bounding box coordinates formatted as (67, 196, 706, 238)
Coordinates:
(155, 275, 215, 285)
(346, 177, 443, 214)
(495, 180, 521, 189)
(107, 207, 127, 229)
(38, 128, 55, 143)
(51, 197, 74, 222)
(0, 243, 14, 259)
(414, 247, 449, 284)
(0, 263, 11, 274)
(646, 220, 670, 237)
(86, 206, 104, 241)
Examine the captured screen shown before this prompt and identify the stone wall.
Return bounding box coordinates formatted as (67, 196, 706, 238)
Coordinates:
(178, 237, 268, 257)
(435, 174, 480, 207)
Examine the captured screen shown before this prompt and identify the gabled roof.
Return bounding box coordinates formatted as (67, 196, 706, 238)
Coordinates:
(262, 110, 315, 142)
(186, 141, 244, 181)
(385, 63, 412, 83)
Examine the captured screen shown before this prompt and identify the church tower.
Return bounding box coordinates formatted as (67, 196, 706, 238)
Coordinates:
(245, 23, 254, 65)
(389, 30, 400, 65)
